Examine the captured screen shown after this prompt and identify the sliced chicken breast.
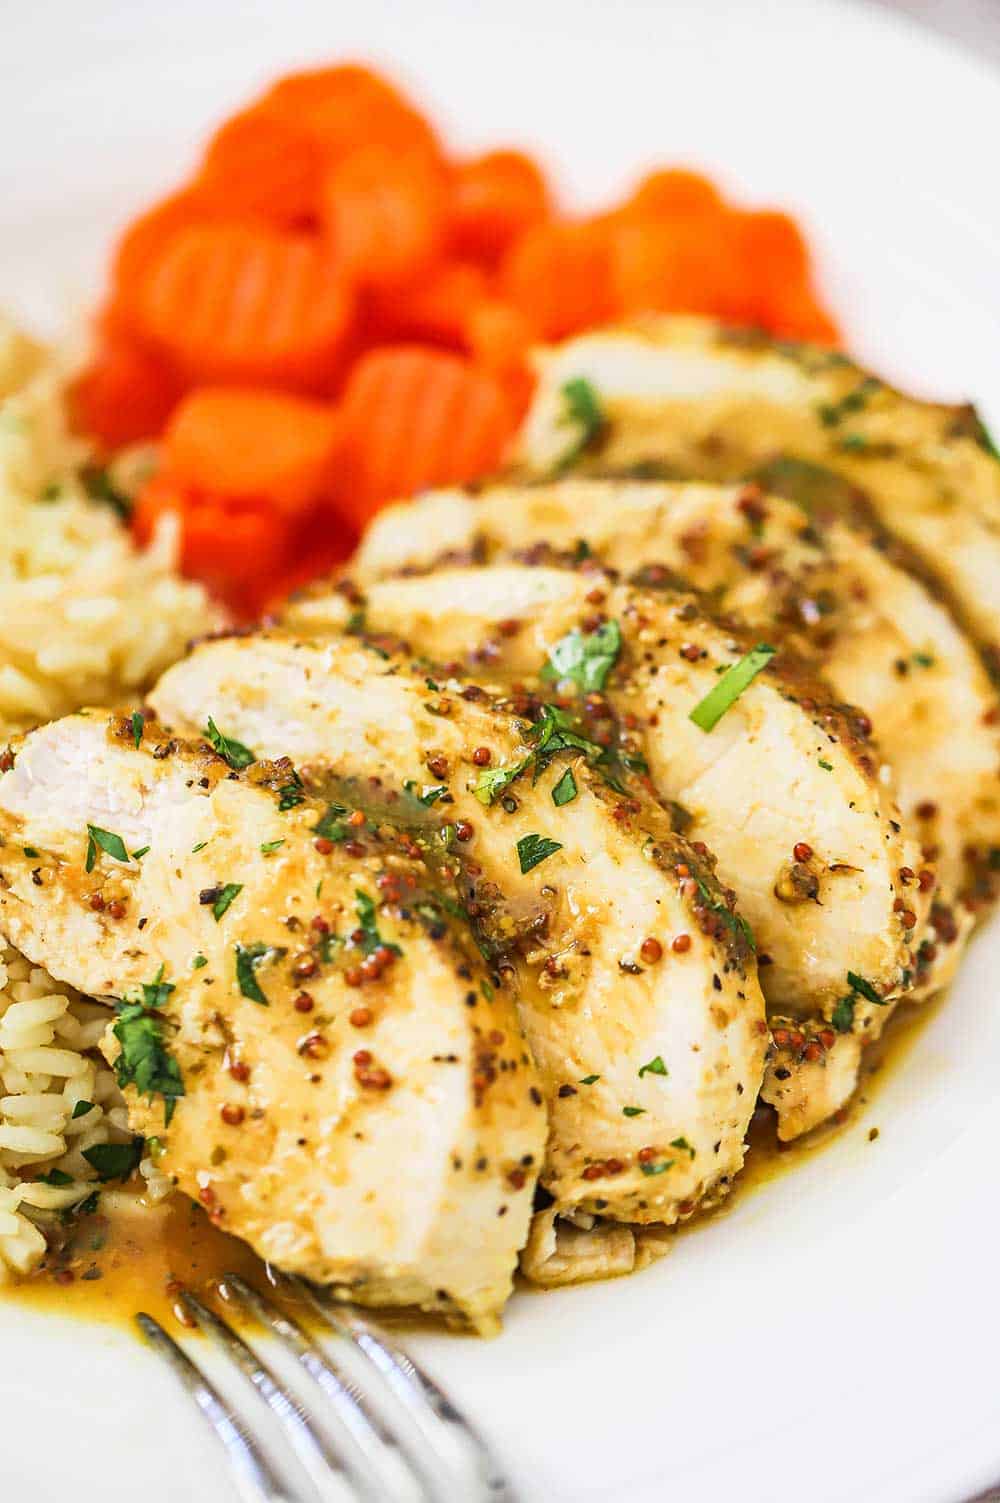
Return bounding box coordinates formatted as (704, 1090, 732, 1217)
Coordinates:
(0, 713, 546, 1330)
(511, 315, 1000, 681)
(152, 631, 767, 1232)
(353, 476, 994, 985)
(285, 567, 927, 1020)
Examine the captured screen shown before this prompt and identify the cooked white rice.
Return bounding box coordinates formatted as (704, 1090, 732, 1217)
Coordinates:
(0, 313, 219, 738)
(0, 317, 209, 1276)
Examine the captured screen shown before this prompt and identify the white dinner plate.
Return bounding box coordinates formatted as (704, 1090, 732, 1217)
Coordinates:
(2, 2, 1000, 1499)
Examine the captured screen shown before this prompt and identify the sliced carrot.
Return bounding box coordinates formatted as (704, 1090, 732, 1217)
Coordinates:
(257, 503, 358, 614)
(259, 64, 440, 163)
(164, 387, 342, 516)
(71, 331, 180, 450)
(134, 473, 295, 617)
(370, 260, 489, 347)
(500, 220, 616, 339)
(320, 145, 446, 288)
(109, 190, 209, 325)
(194, 109, 327, 225)
(449, 151, 551, 263)
(609, 215, 750, 321)
(623, 169, 723, 220)
(462, 300, 537, 417)
(130, 223, 353, 387)
(335, 346, 517, 521)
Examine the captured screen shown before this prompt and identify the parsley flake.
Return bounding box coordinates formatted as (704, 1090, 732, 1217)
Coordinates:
(640, 1158, 674, 1177)
(551, 766, 578, 806)
(111, 967, 184, 1125)
(131, 711, 145, 750)
(313, 803, 349, 842)
(670, 1136, 696, 1158)
(235, 942, 278, 1005)
(39, 1168, 74, 1186)
(557, 377, 606, 471)
(212, 883, 244, 921)
(623, 1105, 646, 1117)
(192, 953, 208, 970)
(846, 971, 884, 1005)
(579, 1074, 601, 1085)
(831, 995, 855, 1033)
(516, 833, 563, 874)
(83, 1138, 144, 1182)
(71, 1099, 94, 1120)
(638, 1055, 668, 1078)
(131, 845, 150, 860)
(85, 823, 130, 872)
(260, 839, 284, 855)
(204, 717, 255, 770)
(354, 890, 402, 957)
(541, 620, 622, 694)
(689, 645, 776, 732)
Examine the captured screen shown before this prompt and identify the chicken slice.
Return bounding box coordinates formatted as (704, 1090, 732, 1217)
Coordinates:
(285, 567, 927, 1019)
(353, 475, 993, 983)
(0, 713, 546, 1331)
(511, 314, 1000, 681)
(151, 631, 767, 1233)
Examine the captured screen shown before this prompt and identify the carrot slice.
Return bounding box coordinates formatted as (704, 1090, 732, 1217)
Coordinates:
(164, 387, 342, 516)
(320, 145, 446, 288)
(134, 474, 294, 617)
(130, 223, 353, 386)
(194, 109, 327, 225)
(370, 260, 489, 347)
(449, 151, 551, 263)
(71, 331, 179, 449)
(462, 300, 537, 417)
(501, 221, 616, 339)
(609, 215, 750, 321)
(259, 64, 440, 162)
(109, 190, 209, 325)
(623, 169, 723, 220)
(335, 346, 517, 521)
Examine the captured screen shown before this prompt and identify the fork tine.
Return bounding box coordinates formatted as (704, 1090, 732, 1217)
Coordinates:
(135, 1312, 307, 1503)
(289, 1278, 522, 1503)
(178, 1290, 360, 1503)
(219, 1274, 430, 1503)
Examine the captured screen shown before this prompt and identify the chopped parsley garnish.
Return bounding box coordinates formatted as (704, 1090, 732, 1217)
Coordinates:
(83, 1138, 144, 1182)
(111, 967, 184, 1126)
(131, 845, 150, 860)
(670, 1136, 696, 1159)
(404, 780, 448, 806)
(204, 717, 255, 770)
(81, 464, 132, 521)
(192, 953, 208, 970)
(622, 1105, 646, 1117)
(912, 652, 935, 668)
(260, 839, 284, 855)
(640, 1159, 674, 1177)
(831, 996, 855, 1033)
(354, 890, 402, 957)
(192, 840, 209, 853)
(818, 758, 833, 771)
(212, 883, 244, 921)
(816, 377, 879, 428)
(516, 833, 563, 874)
(541, 619, 622, 693)
(475, 759, 529, 806)
(278, 778, 305, 811)
(846, 971, 883, 1005)
(71, 1099, 94, 1120)
(689, 644, 776, 732)
(235, 942, 279, 1005)
(85, 823, 130, 872)
(22, 847, 38, 859)
(557, 376, 606, 471)
(832, 971, 885, 1033)
(638, 1055, 668, 1078)
(475, 704, 603, 806)
(579, 1074, 600, 1085)
(481, 979, 495, 1002)
(131, 711, 145, 750)
(694, 875, 755, 950)
(38, 1168, 74, 1186)
(551, 767, 578, 806)
(313, 802, 349, 841)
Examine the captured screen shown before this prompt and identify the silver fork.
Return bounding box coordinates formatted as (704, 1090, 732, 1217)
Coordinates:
(136, 1272, 520, 1503)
